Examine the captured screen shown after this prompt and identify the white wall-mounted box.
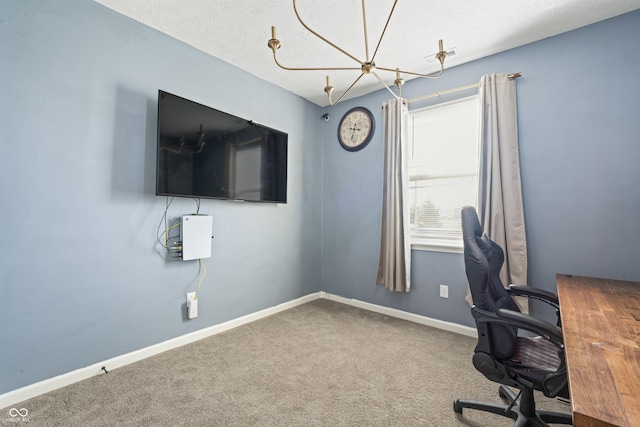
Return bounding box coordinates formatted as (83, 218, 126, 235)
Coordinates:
(181, 215, 213, 261)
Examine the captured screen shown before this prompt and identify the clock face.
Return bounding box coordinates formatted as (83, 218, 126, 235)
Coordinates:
(337, 107, 375, 151)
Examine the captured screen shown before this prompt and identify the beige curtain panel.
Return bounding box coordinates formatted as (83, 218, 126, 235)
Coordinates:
(476, 73, 529, 311)
(376, 98, 411, 292)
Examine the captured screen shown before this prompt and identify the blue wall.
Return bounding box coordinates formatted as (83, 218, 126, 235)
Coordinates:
(320, 10, 640, 326)
(0, 0, 322, 394)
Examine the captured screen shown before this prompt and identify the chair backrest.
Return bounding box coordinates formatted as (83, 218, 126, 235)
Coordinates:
(461, 206, 520, 359)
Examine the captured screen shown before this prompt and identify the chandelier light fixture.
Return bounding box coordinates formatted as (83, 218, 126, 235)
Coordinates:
(268, 0, 449, 106)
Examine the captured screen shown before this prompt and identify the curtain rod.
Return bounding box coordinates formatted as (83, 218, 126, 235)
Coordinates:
(406, 72, 522, 104)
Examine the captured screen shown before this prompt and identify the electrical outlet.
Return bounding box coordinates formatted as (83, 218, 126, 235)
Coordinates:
(439, 284, 449, 299)
(186, 292, 198, 319)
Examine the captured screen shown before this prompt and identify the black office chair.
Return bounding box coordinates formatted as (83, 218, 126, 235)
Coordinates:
(453, 206, 572, 426)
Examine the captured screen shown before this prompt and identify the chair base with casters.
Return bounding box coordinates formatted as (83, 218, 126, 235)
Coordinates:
(454, 385, 572, 427)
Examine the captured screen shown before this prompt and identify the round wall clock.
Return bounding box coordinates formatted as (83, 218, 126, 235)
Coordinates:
(337, 107, 375, 152)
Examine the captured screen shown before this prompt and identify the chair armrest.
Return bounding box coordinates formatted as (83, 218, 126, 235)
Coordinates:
(496, 308, 563, 346)
(472, 306, 564, 347)
(507, 285, 559, 308)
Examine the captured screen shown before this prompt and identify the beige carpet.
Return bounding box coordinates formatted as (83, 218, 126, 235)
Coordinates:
(4, 299, 570, 426)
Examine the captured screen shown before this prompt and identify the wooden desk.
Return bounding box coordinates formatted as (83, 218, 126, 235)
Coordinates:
(556, 274, 640, 427)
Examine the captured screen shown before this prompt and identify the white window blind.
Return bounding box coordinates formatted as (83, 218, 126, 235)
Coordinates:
(408, 96, 479, 250)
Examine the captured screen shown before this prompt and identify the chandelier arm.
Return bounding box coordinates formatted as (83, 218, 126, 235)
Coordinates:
(328, 73, 366, 106)
(376, 62, 445, 79)
(271, 51, 361, 72)
(370, 0, 399, 63)
(371, 71, 400, 99)
(293, 0, 363, 65)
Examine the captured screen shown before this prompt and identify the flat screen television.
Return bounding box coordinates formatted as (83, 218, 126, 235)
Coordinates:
(156, 90, 288, 203)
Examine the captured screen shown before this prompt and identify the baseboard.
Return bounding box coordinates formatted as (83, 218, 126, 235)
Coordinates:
(0, 292, 323, 410)
(1, 291, 475, 409)
(322, 292, 478, 338)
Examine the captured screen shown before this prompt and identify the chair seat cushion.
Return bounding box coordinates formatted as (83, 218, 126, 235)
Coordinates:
(508, 336, 561, 372)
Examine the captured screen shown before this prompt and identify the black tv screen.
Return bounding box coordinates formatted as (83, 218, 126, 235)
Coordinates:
(156, 90, 288, 203)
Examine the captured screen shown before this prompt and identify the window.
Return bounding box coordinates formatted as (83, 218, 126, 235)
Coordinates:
(408, 95, 479, 252)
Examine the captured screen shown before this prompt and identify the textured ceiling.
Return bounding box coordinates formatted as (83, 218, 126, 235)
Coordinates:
(95, 0, 640, 106)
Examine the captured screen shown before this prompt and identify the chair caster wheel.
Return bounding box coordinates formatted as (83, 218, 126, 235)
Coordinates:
(453, 400, 463, 414)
